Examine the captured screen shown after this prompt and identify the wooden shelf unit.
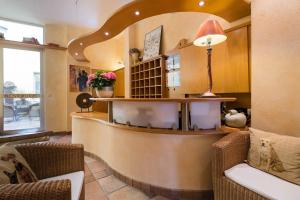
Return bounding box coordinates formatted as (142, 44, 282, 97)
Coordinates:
(131, 55, 167, 98)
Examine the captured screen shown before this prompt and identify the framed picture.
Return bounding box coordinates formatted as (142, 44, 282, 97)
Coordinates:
(69, 65, 90, 92)
(143, 26, 163, 61)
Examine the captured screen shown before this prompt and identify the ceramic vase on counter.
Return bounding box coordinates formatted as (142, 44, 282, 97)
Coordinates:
(96, 86, 114, 98)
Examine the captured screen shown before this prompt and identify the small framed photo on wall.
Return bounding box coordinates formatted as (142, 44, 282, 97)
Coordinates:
(143, 26, 163, 61)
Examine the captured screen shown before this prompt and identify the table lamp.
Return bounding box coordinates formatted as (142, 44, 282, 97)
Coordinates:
(193, 20, 227, 97)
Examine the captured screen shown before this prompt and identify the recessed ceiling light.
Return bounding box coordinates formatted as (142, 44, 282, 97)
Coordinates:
(75, 52, 79, 56)
(80, 42, 83, 46)
(135, 11, 140, 16)
(199, 1, 205, 7)
(105, 32, 109, 36)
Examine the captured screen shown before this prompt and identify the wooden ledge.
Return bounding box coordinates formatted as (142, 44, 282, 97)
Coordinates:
(90, 97, 237, 103)
(0, 131, 70, 144)
(71, 112, 241, 136)
(0, 39, 67, 51)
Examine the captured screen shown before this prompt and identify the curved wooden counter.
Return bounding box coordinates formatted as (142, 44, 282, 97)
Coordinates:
(72, 112, 240, 198)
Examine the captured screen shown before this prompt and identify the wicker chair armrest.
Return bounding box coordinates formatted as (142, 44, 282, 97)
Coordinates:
(0, 180, 71, 200)
(212, 131, 250, 177)
(16, 143, 84, 179)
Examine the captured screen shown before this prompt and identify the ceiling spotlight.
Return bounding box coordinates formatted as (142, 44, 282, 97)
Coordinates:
(80, 42, 83, 46)
(75, 52, 79, 56)
(135, 11, 140, 16)
(105, 32, 109, 36)
(199, 1, 205, 6)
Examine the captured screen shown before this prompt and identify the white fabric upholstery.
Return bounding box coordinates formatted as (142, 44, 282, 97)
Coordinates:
(41, 171, 84, 200)
(225, 164, 300, 200)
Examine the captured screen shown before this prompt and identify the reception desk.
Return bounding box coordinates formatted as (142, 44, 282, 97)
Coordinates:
(72, 98, 238, 199)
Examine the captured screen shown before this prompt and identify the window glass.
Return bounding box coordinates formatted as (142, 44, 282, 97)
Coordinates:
(0, 19, 43, 44)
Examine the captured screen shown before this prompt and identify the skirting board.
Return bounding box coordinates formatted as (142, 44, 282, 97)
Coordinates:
(85, 151, 213, 200)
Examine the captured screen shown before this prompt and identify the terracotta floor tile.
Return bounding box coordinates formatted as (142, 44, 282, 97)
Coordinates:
(88, 160, 107, 173)
(85, 163, 92, 176)
(84, 156, 96, 164)
(108, 186, 149, 200)
(98, 175, 127, 194)
(93, 169, 111, 180)
(85, 181, 106, 200)
(85, 174, 96, 184)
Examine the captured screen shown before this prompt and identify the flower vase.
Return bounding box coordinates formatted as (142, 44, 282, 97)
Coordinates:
(96, 86, 114, 98)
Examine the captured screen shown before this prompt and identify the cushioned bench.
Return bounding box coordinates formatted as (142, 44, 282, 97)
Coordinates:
(225, 163, 300, 200)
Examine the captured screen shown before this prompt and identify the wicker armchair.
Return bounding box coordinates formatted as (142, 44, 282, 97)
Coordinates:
(212, 131, 268, 200)
(0, 143, 85, 200)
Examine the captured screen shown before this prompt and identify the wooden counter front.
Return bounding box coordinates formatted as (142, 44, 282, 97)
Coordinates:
(71, 112, 240, 135)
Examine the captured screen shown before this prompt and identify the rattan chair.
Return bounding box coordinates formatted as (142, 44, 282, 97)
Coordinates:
(0, 143, 85, 200)
(212, 131, 268, 200)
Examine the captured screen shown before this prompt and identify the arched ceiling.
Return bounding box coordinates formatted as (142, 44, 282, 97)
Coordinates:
(68, 0, 251, 62)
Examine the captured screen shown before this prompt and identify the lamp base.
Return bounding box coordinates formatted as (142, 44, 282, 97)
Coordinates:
(201, 91, 218, 98)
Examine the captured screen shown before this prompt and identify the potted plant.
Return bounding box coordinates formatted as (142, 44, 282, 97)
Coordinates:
(129, 48, 141, 65)
(87, 70, 116, 98)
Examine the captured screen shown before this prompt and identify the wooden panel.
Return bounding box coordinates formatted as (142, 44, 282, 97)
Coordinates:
(212, 26, 249, 93)
(114, 68, 125, 97)
(92, 101, 108, 113)
(170, 25, 250, 96)
(68, 0, 251, 62)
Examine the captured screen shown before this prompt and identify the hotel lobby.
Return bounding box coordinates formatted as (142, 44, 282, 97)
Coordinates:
(0, 0, 299, 200)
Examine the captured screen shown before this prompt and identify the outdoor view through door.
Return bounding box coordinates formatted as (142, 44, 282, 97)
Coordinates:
(0, 19, 43, 132)
(3, 49, 41, 131)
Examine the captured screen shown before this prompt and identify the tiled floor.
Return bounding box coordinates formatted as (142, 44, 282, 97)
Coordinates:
(52, 135, 170, 200)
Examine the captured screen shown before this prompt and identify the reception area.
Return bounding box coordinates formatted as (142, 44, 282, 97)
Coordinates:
(0, 0, 300, 200)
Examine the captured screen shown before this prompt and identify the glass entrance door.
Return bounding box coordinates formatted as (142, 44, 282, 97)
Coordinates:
(2, 48, 42, 132)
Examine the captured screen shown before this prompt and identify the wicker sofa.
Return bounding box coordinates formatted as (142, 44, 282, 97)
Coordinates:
(0, 143, 85, 200)
(212, 131, 268, 200)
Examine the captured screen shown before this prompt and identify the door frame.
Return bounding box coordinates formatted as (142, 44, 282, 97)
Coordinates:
(0, 45, 44, 134)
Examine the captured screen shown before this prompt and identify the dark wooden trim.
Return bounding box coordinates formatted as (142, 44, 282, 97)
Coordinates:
(0, 131, 71, 143)
(85, 151, 213, 200)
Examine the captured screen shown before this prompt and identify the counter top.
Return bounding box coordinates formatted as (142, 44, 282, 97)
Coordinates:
(90, 97, 236, 102)
(71, 112, 243, 136)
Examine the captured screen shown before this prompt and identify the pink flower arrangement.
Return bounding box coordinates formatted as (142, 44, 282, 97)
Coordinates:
(87, 70, 117, 90)
(101, 72, 117, 80)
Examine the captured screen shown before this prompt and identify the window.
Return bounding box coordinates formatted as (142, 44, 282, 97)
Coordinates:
(0, 19, 44, 133)
(0, 19, 43, 44)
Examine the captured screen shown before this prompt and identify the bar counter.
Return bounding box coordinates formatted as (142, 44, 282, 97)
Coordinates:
(72, 98, 238, 199)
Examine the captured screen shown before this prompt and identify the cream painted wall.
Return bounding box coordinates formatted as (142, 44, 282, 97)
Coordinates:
(251, 0, 300, 137)
(131, 12, 250, 54)
(85, 34, 125, 70)
(44, 24, 94, 131)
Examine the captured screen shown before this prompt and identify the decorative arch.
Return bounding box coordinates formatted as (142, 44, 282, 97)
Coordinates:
(68, 0, 250, 62)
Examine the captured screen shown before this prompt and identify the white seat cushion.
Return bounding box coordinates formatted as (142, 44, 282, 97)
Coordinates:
(225, 164, 300, 200)
(41, 171, 84, 200)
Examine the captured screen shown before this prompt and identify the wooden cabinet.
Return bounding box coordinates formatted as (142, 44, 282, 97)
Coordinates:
(130, 55, 167, 98)
(212, 26, 249, 93)
(171, 25, 250, 96)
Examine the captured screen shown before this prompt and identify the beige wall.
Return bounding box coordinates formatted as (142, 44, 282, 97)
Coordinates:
(85, 34, 125, 70)
(44, 24, 94, 131)
(251, 0, 300, 137)
(130, 12, 250, 54)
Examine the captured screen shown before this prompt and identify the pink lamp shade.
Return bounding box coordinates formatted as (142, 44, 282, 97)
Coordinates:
(193, 20, 227, 47)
